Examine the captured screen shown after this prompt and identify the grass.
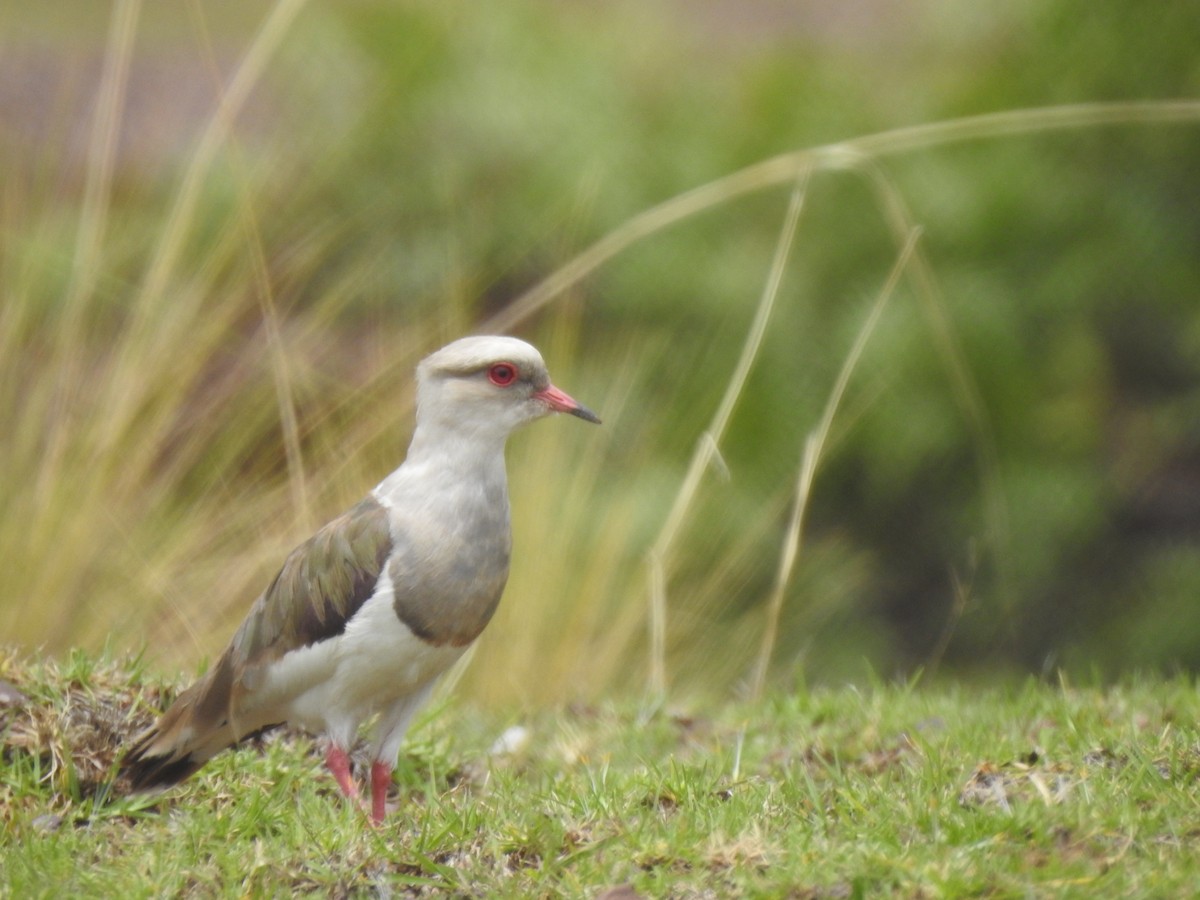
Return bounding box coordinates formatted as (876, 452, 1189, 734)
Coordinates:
(5, 6, 1200, 892)
(3, 649, 1200, 897)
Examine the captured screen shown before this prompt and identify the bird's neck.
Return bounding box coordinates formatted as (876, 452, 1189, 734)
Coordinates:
(376, 421, 510, 507)
(405, 418, 510, 467)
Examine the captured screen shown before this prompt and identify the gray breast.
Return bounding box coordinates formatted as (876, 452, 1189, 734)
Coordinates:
(388, 496, 512, 647)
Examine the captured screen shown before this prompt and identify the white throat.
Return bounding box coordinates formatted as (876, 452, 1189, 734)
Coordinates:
(375, 419, 511, 513)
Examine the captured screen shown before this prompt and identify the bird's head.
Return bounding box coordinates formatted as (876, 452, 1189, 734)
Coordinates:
(415, 336, 600, 441)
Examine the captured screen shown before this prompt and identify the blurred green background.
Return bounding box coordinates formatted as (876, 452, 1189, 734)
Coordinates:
(1, 0, 1198, 702)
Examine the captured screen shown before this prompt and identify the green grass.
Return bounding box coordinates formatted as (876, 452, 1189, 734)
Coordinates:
(3, 651, 1199, 897)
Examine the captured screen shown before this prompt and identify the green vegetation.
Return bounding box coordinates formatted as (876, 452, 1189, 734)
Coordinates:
(1, 3, 1199, 702)
(4, 651, 1200, 896)
(4, 4, 1198, 893)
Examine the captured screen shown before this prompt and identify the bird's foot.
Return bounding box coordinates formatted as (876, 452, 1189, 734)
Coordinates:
(369, 760, 393, 825)
(325, 745, 359, 800)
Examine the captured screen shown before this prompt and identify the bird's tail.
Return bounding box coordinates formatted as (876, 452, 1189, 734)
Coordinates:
(120, 656, 241, 791)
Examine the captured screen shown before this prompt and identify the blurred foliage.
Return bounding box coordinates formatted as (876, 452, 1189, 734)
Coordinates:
(0, 0, 1198, 698)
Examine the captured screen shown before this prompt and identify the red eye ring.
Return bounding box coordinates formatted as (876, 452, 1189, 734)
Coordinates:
(487, 362, 517, 387)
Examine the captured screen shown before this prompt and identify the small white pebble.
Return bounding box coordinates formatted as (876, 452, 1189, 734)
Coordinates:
(490, 725, 531, 757)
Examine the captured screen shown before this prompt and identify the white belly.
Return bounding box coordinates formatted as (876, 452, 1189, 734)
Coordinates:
(245, 570, 466, 746)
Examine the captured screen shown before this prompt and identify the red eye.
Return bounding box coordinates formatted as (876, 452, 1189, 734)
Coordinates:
(488, 363, 517, 387)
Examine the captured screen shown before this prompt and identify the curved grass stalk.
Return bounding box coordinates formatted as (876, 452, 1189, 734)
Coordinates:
(481, 101, 1200, 337)
(644, 172, 810, 695)
(748, 228, 922, 701)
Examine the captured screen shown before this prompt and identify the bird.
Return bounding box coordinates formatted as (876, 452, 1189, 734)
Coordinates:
(120, 335, 600, 824)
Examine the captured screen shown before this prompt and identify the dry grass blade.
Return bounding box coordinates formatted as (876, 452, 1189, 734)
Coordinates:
(236, 164, 312, 532)
(855, 158, 1011, 602)
(139, 0, 309, 307)
(97, 0, 310, 458)
(36, 0, 141, 510)
(190, 1, 314, 533)
(748, 227, 923, 701)
(645, 171, 810, 695)
(66, 0, 139, 307)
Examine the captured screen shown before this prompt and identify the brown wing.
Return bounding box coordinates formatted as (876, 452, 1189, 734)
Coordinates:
(121, 496, 393, 790)
(230, 496, 394, 668)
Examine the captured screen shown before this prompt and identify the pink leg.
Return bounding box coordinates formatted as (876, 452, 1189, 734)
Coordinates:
(370, 760, 393, 825)
(325, 745, 359, 799)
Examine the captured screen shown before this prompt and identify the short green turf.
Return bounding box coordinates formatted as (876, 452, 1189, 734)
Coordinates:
(3, 652, 1198, 897)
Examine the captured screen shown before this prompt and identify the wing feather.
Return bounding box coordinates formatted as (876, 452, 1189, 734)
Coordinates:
(232, 496, 393, 667)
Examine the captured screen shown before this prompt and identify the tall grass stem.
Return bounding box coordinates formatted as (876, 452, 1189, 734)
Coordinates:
(749, 228, 922, 701)
(646, 173, 810, 695)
